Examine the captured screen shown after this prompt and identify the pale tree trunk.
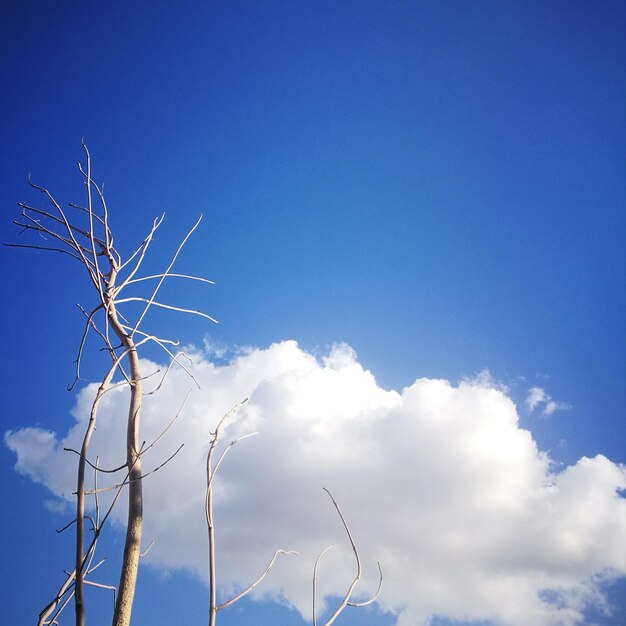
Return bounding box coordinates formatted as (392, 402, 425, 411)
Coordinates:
(109, 284, 143, 626)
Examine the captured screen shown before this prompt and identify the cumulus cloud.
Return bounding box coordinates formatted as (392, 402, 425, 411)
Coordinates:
(526, 386, 571, 416)
(5, 341, 626, 626)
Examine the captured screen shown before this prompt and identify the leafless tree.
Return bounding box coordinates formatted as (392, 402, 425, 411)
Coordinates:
(10, 144, 383, 626)
(9, 143, 214, 626)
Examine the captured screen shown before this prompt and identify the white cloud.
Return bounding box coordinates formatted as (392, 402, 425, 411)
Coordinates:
(526, 386, 571, 416)
(5, 341, 626, 626)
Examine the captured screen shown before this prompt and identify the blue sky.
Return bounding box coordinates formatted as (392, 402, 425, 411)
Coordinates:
(1, 2, 625, 625)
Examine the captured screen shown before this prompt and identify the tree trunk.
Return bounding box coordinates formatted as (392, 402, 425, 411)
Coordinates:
(109, 293, 144, 626)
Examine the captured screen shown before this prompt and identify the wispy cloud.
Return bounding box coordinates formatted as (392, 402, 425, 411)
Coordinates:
(5, 341, 625, 626)
(526, 386, 572, 416)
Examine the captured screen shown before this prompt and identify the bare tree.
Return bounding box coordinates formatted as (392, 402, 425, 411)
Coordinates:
(10, 144, 383, 626)
(9, 143, 214, 626)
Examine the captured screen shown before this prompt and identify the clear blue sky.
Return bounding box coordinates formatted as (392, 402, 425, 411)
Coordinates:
(1, 2, 624, 625)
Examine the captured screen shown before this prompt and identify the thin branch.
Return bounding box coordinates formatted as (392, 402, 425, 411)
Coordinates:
(126, 272, 214, 286)
(140, 541, 155, 558)
(74, 303, 124, 386)
(129, 214, 205, 335)
(4, 242, 83, 262)
(208, 432, 258, 491)
(57, 518, 77, 534)
(63, 448, 127, 474)
(217, 549, 299, 611)
(116, 297, 218, 324)
(41, 586, 75, 626)
(312, 488, 382, 626)
(347, 561, 383, 607)
(140, 390, 191, 455)
(84, 580, 116, 592)
(117, 330, 200, 388)
(116, 213, 165, 279)
(210, 398, 249, 438)
(127, 328, 180, 348)
(28, 179, 101, 289)
(313, 544, 336, 626)
(86, 559, 106, 575)
(82, 444, 184, 495)
(83, 578, 117, 613)
(67, 202, 107, 230)
(14, 210, 98, 260)
(93, 457, 101, 535)
(116, 324, 182, 354)
(17, 201, 106, 246)
(206, 398, 250, 626)
(79, 150, 115, 253)
(141, 359, 181, 396)
(37, 570, 76, 626)
(80, 142, 108, 309)
(320, 487, 362, 626)
(68, 303, 105, 391)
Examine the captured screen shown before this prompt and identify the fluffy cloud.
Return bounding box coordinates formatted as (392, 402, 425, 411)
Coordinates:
(5, 341, 626, 626)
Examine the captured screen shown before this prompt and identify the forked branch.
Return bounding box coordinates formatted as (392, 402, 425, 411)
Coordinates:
(206, 401, 296, 626)
(312, 488, 383, 626)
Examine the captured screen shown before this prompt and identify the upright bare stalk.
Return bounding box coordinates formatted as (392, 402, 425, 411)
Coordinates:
(75, 359, 117, 625)
(205, 402, 297, 626)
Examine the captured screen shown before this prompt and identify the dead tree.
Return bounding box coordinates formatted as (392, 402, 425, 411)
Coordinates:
(9, 143, 214, 626)
(11, 144, 383, 626)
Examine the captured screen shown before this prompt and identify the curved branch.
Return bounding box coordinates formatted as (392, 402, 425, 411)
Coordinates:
(347, 561, 383, 607)
(120, 330, 200, 389)
(64, 448, 128, 474)
(313, 544, 336, 626)
(208, 432, 258, 491)
(68, 303, 105, 391)
(314, 488, 382, 626)
(82, 444, 184, 495)
(217, 549, 299, 611)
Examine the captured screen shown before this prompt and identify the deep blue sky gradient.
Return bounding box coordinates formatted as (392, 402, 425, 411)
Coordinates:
(1, 2, 625, 625)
